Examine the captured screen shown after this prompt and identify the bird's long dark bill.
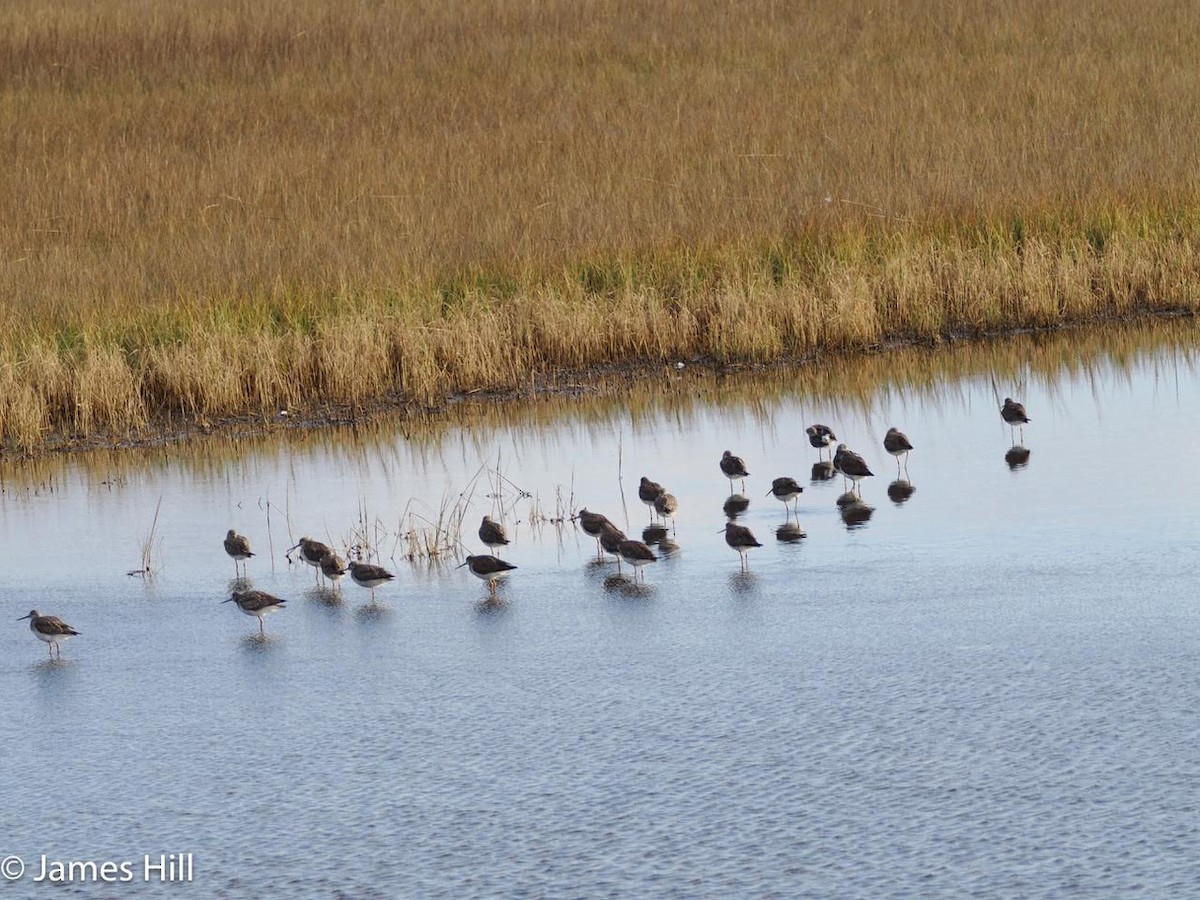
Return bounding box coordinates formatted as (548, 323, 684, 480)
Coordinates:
(455, 561, 468, 569)
(220, 597, 234, 603)
(16, 613, 31, 620)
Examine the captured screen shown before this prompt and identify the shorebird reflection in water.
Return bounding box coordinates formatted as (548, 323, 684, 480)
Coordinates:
(222, 590, 286, 637)
(1000, 397, 1030, 444)
(883, 428, 913, 475)
(810, 460, 836, 483)
(1005, 445, 1032, 470)
(887, 480, 916, 504)
(840, 500, 875, 529)
(478, 515, 510, 557)
(223, 530, 254, 577)
(347, 560, 395, 603)
(18, 610, 79, 658)
(776, 521, 806, 543)
(833, 444, 873, 495)
(722, 521, 762, 572)
(638, 477, 665, 522)
(459, 554, 517, 595)
(719, 450, 750, 493)
(767, 477, 804, 519)
(806, 424, 837, 461)
(723, 494, 750, 519)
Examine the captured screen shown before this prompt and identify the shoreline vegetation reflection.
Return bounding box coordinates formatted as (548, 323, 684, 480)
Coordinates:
(2, 317, 1193, 492)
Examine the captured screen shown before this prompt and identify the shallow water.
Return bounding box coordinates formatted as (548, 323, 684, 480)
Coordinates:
(3, 322, 1200, 898)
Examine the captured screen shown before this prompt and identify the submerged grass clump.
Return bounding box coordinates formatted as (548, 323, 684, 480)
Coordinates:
(3, 1, 1200, 452)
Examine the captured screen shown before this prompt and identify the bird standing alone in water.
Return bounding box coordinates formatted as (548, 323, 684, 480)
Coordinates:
(1000, 398, 1030, 443)
(833, 444, 874, 495)
(459, 554, 518, 595)
(883, 428, 913, 475)
(767, 477, 804, 519)
(722, 522, 763, 572)
(720, 451, 750, 493)
(347, 560, 395, 604)
(806, 425, 837, 460)
(18, 610, 79, 658)
(222, 590, 286, 637)
(223, 530, 254, 577)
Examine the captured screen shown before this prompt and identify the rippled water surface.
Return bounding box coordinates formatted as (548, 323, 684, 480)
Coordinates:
(3, 323, 1200, 898)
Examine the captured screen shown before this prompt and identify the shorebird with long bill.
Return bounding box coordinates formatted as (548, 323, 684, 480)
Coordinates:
(18, 610, 79, 658)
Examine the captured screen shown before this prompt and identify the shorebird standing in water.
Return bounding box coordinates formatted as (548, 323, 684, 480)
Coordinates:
(654, 492, 678, 532)
(598, 523, 628, 573)
(347, 560, 395, 603)
(223, 530, 254, 577)
(289, 537, 333, 584)
(767, 477, 804, 520)
(18, 610, 79, 658)
(1000, 398, 1030, 443)
(883, 428, 913, 475)
(617, 538, 657, 583)
(319, 552, 348, 590)
(638, 477, 665, 522)
(222, 591, 286, 637)
(478, 516, 510, 557)
(720, 450, 750, 493)
(578, 508, 613, 559)
(722, 522, 762, 572)
(833, 444, 874, 495)
(806, 425, 837, 460)
(459, 554, 517, 595)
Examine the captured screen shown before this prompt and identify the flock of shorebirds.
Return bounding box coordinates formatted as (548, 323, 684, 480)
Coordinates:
(16, 398, 1032, 654)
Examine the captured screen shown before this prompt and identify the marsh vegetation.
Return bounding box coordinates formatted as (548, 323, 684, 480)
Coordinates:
(3, 0, 1199, 451)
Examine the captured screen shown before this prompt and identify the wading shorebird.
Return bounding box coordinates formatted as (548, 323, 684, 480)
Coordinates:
(617, 538, 658, 583)
(767, 477, 804, 519)
(720, 450, 750, 493)
(18, 610, 79, 659)
(578, 508, 614, 559)
(459, 554, 517, 595)
(1000, 398, 1030, 443)
(478, 516, 510, 557)
(289, 537, 333, 583)
(638, 477, 665, 522)
(833, 444, 874, 495)
(598, 523, 628, 573)
(722, 522, 763, 572)
(223, 530, 254, 577)
(347, 560, 395, 603)
(806, 425, 837, 460)
(653, 492, 679, 531)
(222, 590, 286, 637)
(883, 428, 913, 475)
(319, 552, 348, 589)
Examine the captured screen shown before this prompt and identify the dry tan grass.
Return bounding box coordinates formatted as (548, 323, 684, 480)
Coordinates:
(2, 0, 1200, 450)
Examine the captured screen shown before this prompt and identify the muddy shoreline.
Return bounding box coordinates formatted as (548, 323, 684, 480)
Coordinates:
(21, 308, 1197, 461)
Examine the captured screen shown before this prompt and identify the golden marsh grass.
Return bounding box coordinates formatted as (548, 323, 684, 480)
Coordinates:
(3, 0, 1200, 451)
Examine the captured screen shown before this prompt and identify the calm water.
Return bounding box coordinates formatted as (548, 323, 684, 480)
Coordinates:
(3, 324, 1200, 898)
